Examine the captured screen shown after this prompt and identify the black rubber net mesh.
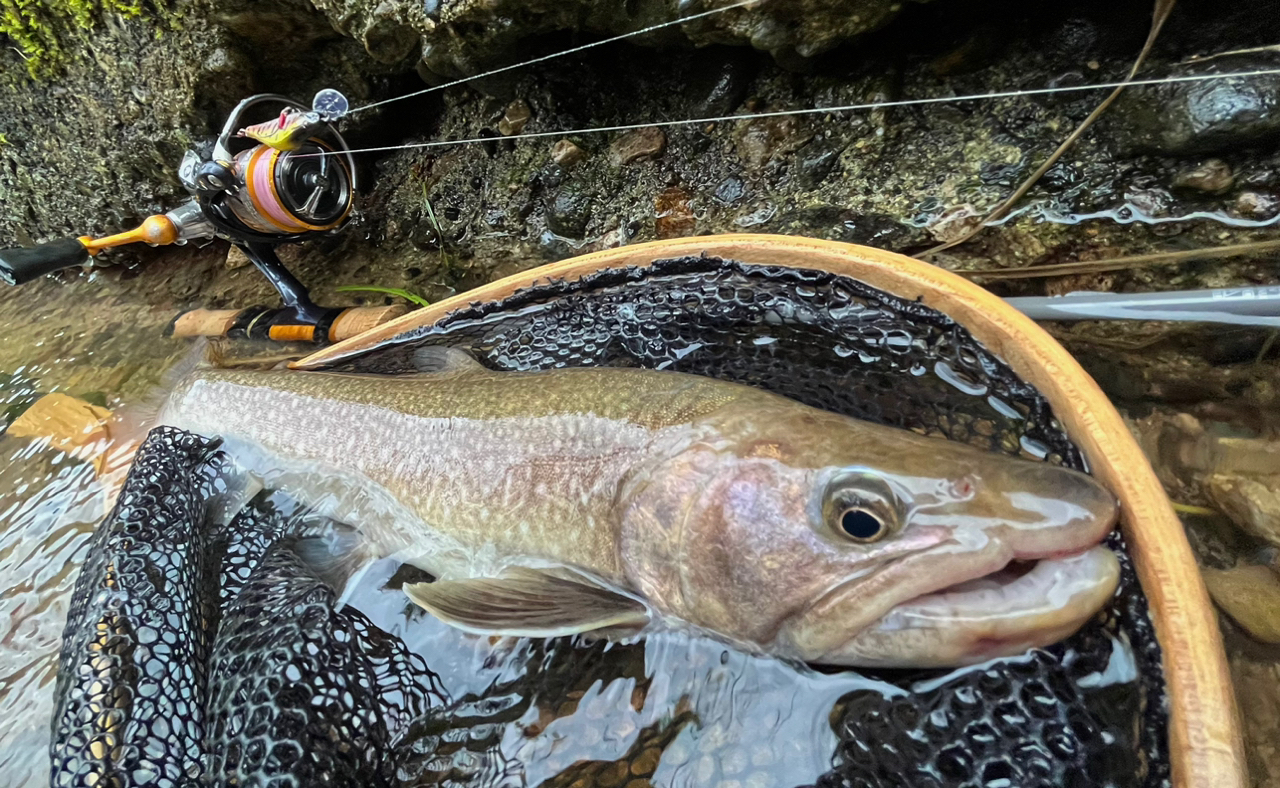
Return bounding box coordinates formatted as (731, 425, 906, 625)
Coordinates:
(50, 255, 1169, 788)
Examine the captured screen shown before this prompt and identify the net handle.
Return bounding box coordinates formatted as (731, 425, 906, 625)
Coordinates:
(293, 234, 1244, 788)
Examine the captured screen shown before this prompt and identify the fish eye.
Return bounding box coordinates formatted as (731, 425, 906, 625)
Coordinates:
(821, 471, 902, 544)
(839, 508, 886, 541)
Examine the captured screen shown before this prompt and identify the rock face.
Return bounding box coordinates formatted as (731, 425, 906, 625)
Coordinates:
(308, 0, 936, 85)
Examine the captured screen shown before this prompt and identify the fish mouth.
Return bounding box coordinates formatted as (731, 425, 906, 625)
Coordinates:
(820, 545, 1120, 667)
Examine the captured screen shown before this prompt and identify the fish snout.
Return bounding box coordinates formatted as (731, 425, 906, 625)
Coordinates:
(976, 461, 1119, 557)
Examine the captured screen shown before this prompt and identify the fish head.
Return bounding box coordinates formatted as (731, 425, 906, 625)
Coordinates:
(620, 403, 1119, 668)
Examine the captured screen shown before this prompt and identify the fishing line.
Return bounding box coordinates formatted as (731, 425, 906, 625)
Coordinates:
(301, 67, 1280, 157)
(345, 0, 761, 116)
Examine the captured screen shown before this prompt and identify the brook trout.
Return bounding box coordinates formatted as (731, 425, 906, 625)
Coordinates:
(145, 346, 1120, 668)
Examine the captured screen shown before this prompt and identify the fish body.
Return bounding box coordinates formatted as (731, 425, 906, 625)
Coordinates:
(152, 347, 1120, 667)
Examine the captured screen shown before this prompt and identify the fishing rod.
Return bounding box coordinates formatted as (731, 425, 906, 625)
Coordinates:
(1005, 285, 1280, 328)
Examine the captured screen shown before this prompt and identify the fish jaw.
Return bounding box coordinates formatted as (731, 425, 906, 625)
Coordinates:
(801, 546, 1120, 667)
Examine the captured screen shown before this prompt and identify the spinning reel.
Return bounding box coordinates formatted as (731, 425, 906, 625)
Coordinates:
(0, 90, 402, 343)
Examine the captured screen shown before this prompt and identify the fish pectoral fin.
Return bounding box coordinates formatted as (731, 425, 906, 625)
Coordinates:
(410, 346, 487, 376)
(402, 569, 650, 637)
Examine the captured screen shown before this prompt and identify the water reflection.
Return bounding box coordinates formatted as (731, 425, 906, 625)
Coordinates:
(0, 438, 105, 788)
(349, 558, 890, 788)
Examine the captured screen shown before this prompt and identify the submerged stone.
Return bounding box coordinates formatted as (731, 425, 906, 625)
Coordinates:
(1208, 474, 1280, 550)
(1204, 564, 1280, 644)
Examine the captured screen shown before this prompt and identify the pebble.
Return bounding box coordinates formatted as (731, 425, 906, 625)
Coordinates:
(1203, 564, 1280, 643)
(498, 100, 532, 136)
(609, 128, 666, 165)
(926, 204, 983, 244)
(551, 139, 586, 168)
(630, 747, 661, 776)
(1208, 474, 1280, 549)
(686, 46, 756, 116)
(361, 15, 418, 64)
(223, 245, 251, 270)
(1172, 159, 1234, 194)
(794, 138, 844, 189)
(1233, 190, 1280, 219)
(597, 760, 631, 788)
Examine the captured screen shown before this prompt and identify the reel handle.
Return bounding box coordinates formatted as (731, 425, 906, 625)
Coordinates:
(0, 238, 91, 285)
(0, 213, 187, 286)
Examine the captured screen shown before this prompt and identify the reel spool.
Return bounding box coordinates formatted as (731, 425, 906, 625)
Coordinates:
(225, 141, 352, 235)
(0, 90, 397, 344)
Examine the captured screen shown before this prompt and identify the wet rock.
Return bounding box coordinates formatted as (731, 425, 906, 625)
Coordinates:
(1204, 564, 1280, 643)
(1109, 55, 1280, 156)
(609, 128, 666, 166)
(1208, 474, 1280, 549)
(654, 186, 694, 240)
(544, 183, 594, 238)
(734, 116, 811, 170)
(310, 0, 419, 65)
(1173, 159, 1235, 194)
(830, 212, 916, 247)
(551, 139, 586, 168)
(498, 99, 532, 136)
(794, 138, 845, 189)
(686, 46, 757, 117)
(1233, 190, 1280, 219)
(713, 176, 747, 206)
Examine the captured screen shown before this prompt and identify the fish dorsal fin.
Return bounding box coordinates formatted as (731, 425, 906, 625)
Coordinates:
(403, 567, 650, 637)
(410, 346, 487, 376)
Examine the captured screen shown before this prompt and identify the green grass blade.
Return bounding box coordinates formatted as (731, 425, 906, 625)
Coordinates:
(335, 285, 431, 308)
